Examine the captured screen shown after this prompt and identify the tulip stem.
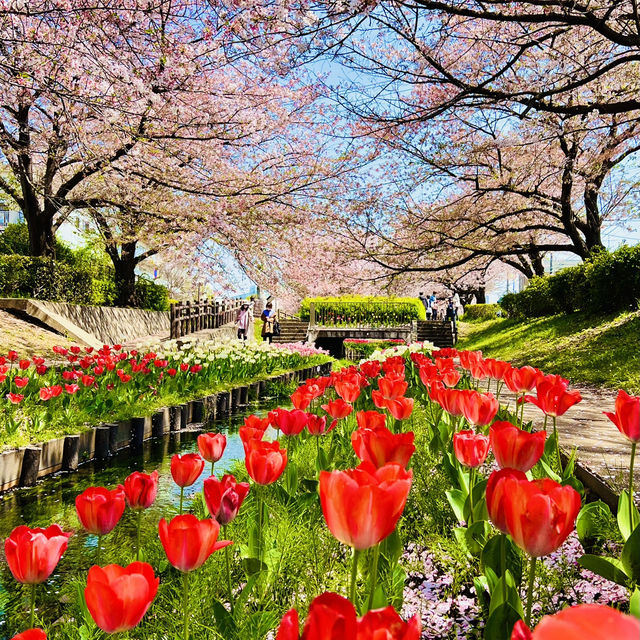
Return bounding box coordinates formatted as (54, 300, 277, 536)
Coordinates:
(257, 486, 263, 563)
(180, 487, 184, 515)
(629, 442, 637, 518)
(366, 544, 380, 612)
(468, 467, 475, 525)
(349, 548, 361, 604)
(525, 556, 537, 627)
(97, 535, 102, 566)
(224, 525, 234, 614)
(211, 460, 215, 476)
(500, 534, 507, 603)
(136, 510, 142, 561)
(183, 571, 190, 640)
(29, 582, 36, 627)
(553, 417, 562, 474)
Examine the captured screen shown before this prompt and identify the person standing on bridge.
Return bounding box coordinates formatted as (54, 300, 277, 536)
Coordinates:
(261, 302, 275, 343)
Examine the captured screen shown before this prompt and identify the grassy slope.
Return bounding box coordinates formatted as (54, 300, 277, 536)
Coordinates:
(457, 309, 640, 392)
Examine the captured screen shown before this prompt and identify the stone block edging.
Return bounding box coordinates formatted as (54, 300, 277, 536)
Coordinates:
(0, 361, 332, 493)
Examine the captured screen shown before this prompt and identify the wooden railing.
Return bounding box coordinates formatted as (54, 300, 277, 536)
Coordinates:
(170, 298, 244, 339)
(308, 301, 418, 327)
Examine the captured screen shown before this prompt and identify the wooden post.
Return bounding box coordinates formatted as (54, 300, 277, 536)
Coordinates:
(309, 302, 316, 326)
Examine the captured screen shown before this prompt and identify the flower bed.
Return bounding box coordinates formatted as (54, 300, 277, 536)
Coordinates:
(0, 339, 331, 450)
(2, 344, 640, 640)
(344, 338, 406, 359)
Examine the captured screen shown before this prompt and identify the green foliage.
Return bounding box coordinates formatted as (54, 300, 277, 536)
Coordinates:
(463, 304, 502, 322)
(500, 245, 640, 319)
(344, 339, 405, 358)
(133, 275, 170, 311)
(0, 222, 73, 261)
(300, 295, 426, 324)
(0, 237, 167, 310)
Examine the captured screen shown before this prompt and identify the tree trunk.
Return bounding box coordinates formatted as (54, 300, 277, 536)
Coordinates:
(26, 213, 56, 257)
(113, 241, 138, 307)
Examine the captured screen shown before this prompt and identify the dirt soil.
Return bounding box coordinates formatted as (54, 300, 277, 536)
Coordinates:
(0, 309, 75, 358)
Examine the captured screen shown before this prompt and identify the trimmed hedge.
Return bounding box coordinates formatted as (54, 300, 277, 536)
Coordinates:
(0, 255, 169, 311)
(463, 304, 501, 321)
(300, 295, 426, 324)
(500, 245, 640, 318)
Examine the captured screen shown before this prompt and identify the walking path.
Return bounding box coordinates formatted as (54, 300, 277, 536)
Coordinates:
(502, 384, 632, 494)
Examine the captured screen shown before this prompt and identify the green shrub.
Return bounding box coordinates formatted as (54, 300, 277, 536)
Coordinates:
(499, 244, 640, 318)
(0, 255, 93, 303)
(344, 338, 406, 358)
(0, 222, 73, 260)
(133, 276, 170, 311)
(463, 303, 501, 321)
(300, 295, 426, 324)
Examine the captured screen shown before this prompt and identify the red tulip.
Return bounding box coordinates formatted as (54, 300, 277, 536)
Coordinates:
(377, 376, 408, 401)
(245, 439, 288, 485)
(170, 453, 204, 488)
(18, 359, 30, 370)
(239, 425, 265, 448)
(6, 392, 24, 404)
(453, 430, 490, 468)
(276, 592, 357, 640)
(502, 476, 581, 557)
(65, 383, 80, 395)
(203, 474, 250, 525)
(604, 389, 640, 443)
(306, 414, 337, 436)
(85, 561, 159, 633)
(5, 524, 72, 584)
(490, 421, 546, 472)
(484, 358, 511, 381)
(11, 631, 47, 640)
(268, 408, 309, 436)
(460, 390, 499, 426)
(123, 471, 159, 510)
(7, 350, 18, 361)
(197, 433, 227, 463)
(503, 366, 541, 394)
(334, 381, 361, 403)
(319, 461, 412, 550)
(291, 386, 314, 410)
(356, 410, 387, 431)
(52, 346, 68, 355)
(76, 486, 126, 536)
(14, 376, 29, 388)
(158, 514, 231, 572)
(458, 350, 482, 370)
(322, 398, 353, 419)
(352, 426, 415, 468)
(39, 387, 54, 401)
(512, 603, 640, 640)
(469, 358, 489, 381)
(359, 360, 381, 378)
(244, 414, 270, 431)
(386, 396, 414, 421)
(382, 356, 405, 376)
(276, 592, 420, 640)
(433, 386, 465, 417)
(356, 606, 421, 639)
(486, 468, 527, 534)
(524, 375, 582, 418)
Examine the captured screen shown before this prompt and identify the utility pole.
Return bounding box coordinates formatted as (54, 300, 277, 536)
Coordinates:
(549, 254, 554, 274)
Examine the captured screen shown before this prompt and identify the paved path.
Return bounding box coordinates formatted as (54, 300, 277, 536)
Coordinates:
(500, 384, 633, 493)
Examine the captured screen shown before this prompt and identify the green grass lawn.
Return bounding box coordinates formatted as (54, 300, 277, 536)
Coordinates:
(457, 310, 640, 392)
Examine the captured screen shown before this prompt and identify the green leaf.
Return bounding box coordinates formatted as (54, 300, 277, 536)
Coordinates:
(578, 554, 629, 587)
(212, 598, 238, 640)
(562, 448, 577, 481)
(576, 501, 611, 546)
(489, 573, 523, 617)
(621, 521, 640, 583)
(630, 588, 640, 620)
(481, 534, 523, 586)
(539, 459, 561, 483)
(241, 556, 268, 577)
(474, 576, 489, 610)
(463, 520, 491, 556)
(618, 491, 640, 541)
(446, 489, 467, 522)
(484, 602, 521, 640)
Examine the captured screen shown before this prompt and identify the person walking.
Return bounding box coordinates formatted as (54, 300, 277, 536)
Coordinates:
(236, 302, 251, 341)
(429, 291, 438, 320)
(419, 291, 429, 313)
(261, 302, 275, 343)
(445, 297, 457, 331)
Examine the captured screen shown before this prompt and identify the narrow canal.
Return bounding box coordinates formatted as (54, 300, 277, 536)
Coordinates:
(0, 396, 286, 637)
